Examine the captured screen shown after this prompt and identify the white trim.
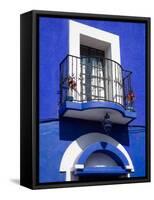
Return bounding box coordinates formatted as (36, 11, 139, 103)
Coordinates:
(65, 171, 72, 181)
(60, 132, 134, 181)
(125, 165, 132, 170)
(127, 173, 131, 178)
(69, 20, 122, 103)
(69, 20, 121, 62)
(74, 164, 84, 169)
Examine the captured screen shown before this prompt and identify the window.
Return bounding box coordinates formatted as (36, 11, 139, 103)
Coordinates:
(67, 20, 123, 104)
(80, 45, 105, 101)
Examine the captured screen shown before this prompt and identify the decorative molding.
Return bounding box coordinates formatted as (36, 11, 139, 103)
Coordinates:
(60, 132, 134, 181)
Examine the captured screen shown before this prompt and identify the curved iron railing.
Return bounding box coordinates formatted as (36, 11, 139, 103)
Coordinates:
(60, 55, 135, 111)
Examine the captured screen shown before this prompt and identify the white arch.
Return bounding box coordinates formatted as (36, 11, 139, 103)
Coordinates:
(60, 132, 134, 181)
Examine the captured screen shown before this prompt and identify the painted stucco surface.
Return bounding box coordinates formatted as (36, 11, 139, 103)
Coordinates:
(39, 17, 145, 125)
(39, 17, 69, 120)
(39, 120, 145, 183)
(39, 17, 146, 183)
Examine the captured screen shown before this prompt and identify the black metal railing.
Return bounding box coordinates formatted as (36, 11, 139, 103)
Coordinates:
(60, 55, 135, 111)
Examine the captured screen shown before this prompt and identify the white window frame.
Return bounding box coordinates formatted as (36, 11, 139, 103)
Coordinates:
(69, 20, 122, 104)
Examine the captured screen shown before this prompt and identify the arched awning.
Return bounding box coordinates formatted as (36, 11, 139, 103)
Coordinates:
(74, 142, 130, 176)
(60, 132, 134, 181)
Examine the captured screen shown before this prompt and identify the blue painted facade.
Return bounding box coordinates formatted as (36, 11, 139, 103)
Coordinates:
(39, 17, 146, 183)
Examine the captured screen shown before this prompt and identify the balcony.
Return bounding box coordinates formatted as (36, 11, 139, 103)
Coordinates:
(59, 55, 136, 124)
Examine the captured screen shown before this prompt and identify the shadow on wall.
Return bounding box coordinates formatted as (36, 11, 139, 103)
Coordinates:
(59, 117, 130, 146)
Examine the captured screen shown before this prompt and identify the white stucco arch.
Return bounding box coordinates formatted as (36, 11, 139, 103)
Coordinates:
(60, 132, 134, 181)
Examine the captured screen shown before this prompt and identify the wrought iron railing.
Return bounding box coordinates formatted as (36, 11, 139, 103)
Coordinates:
(60, 55, 135, 111)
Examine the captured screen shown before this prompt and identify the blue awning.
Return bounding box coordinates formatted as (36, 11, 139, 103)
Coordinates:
(74, 166, 127, 176)
(77, 142, 129, 168)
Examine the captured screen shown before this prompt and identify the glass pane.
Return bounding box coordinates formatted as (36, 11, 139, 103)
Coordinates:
(80, 45, 105, 101)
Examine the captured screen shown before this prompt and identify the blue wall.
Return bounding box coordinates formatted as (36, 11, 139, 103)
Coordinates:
(39, 17, 69, 120)
(39, 119, 145, 183)
(39, 17, 146, 183)
(39, 17, 146, 126)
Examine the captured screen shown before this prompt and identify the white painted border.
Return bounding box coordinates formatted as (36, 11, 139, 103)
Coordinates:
(69, 20, 121, 62)
(69, 20, 122, 103)
(60, 132, 134, 181)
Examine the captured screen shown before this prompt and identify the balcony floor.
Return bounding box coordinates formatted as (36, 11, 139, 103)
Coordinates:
(59, 101, 136, 124)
